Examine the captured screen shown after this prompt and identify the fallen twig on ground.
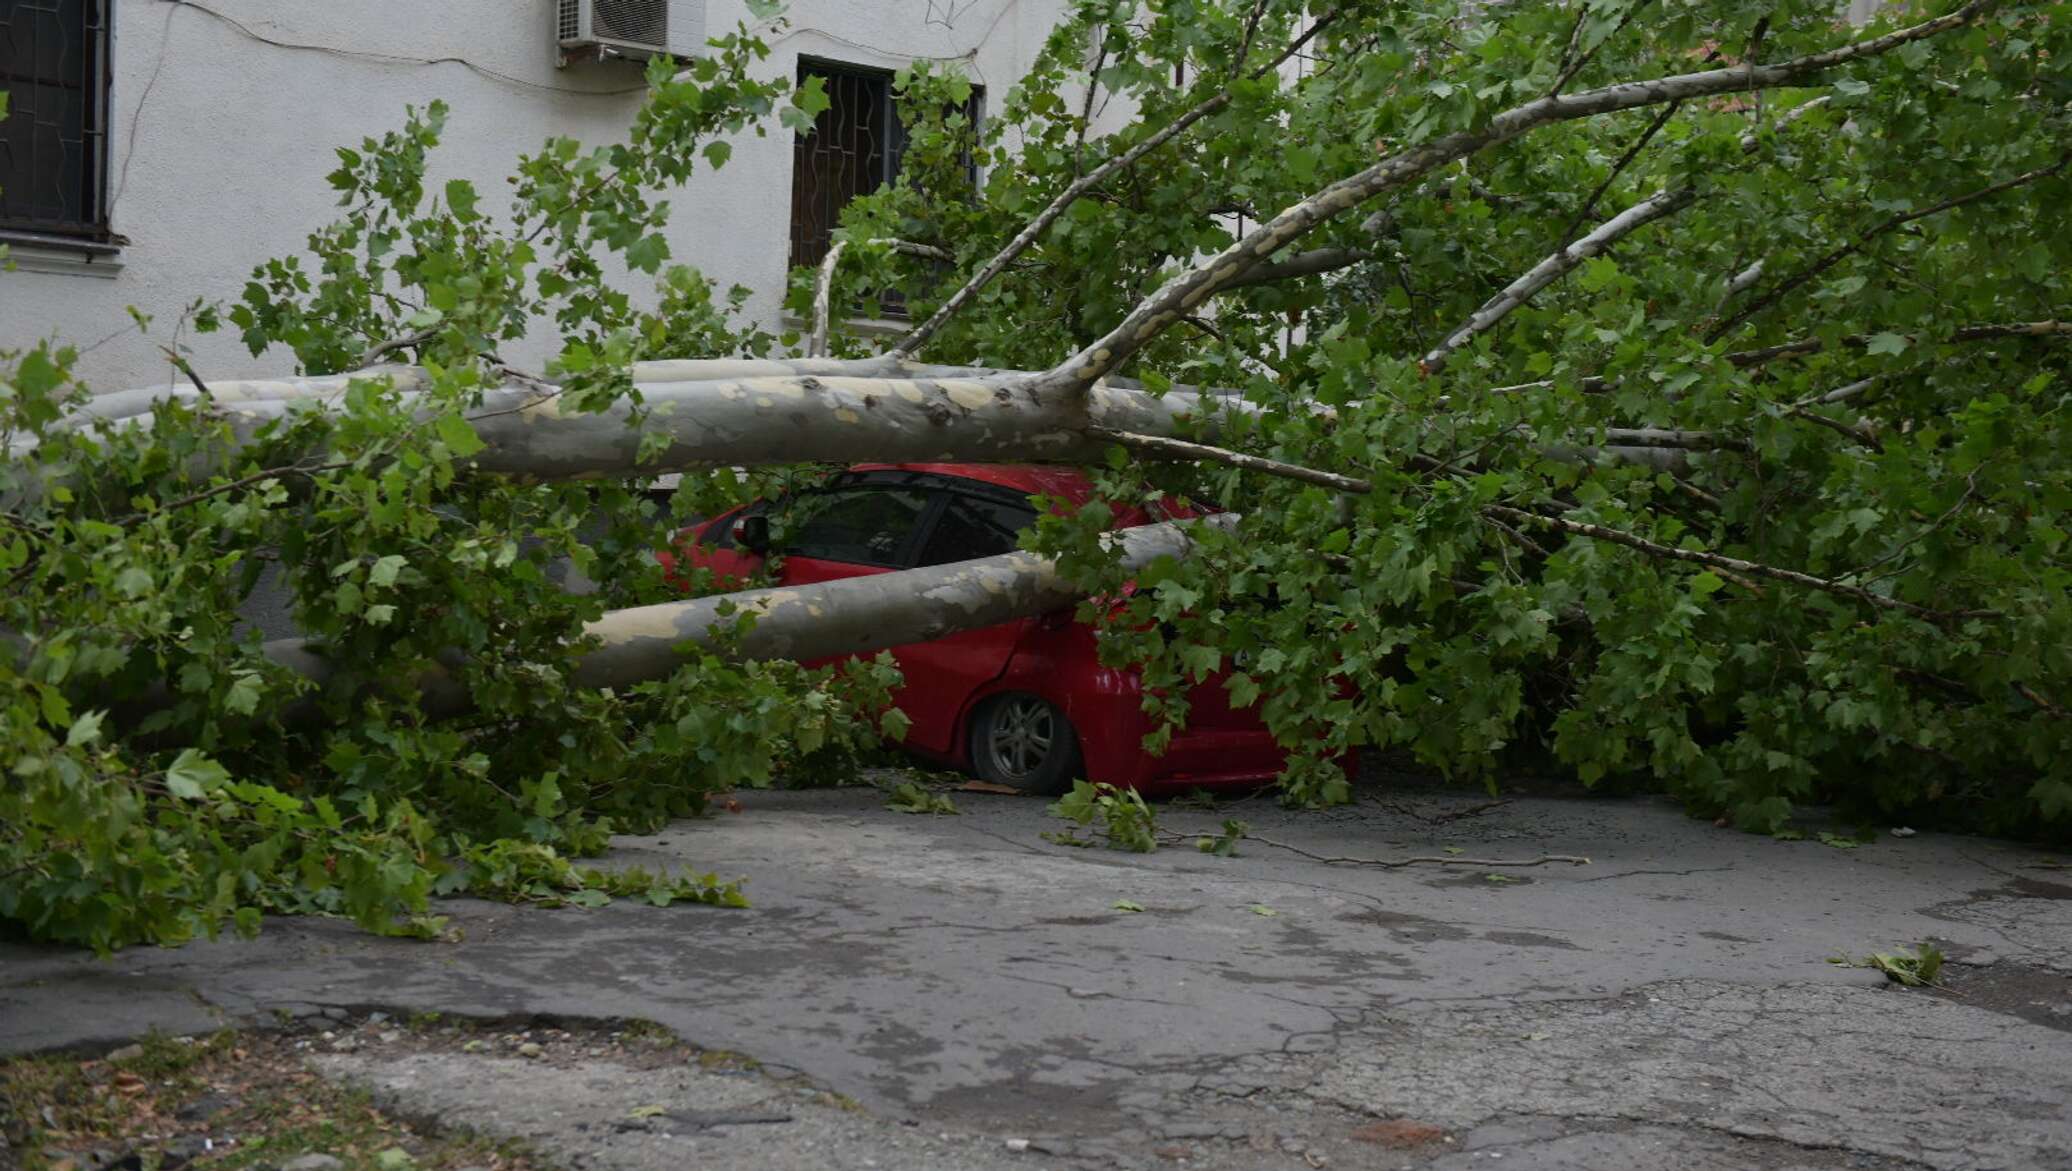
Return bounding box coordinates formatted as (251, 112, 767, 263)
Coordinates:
(1377, 798, 1513, 825)
(1160, 826, 1588, 869)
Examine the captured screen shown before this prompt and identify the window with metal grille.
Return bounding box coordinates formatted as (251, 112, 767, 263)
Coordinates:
(788, 58, 979, 316)
(789, 61, 897, 276)
(0, 0, 114, 240)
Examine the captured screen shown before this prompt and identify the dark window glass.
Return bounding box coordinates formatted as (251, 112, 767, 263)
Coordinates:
(789, 58, 981, 317)
(918, 494, 1035, 566)
(789, 62, 894, 274)
(0, 0, 112, 238)
(784, 487, 932, 566)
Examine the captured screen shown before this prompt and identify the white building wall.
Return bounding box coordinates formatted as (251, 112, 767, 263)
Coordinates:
(0, 0, 1083, 391)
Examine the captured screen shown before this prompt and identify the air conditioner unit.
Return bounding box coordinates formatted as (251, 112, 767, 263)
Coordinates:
(556, 0, 670, 63)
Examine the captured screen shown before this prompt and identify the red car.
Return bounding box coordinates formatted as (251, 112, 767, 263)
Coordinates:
(660, 463, 1302, 794)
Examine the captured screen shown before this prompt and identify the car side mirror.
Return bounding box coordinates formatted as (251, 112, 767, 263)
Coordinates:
(733, 513, 772, 554)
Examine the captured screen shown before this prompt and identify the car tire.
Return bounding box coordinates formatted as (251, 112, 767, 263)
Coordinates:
(969, 693, 1082, 796)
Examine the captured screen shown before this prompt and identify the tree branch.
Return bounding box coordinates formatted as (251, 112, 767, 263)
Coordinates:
(1595, 426, 1747, 451)
(1559, 99, 1681, 244)
(1072, 21, 1112, 179)
(1422, 187, 1695, 374)
(1709, 152, 2068, 341)
(1726, 319, 2071, 368)
(811, 238, 955, 358)
(1214, 246, 1372, 291)
(119, 458, 350, 524)
(1548, 0, 1655, 96)
(1034, 0, 1995, 399)
(157, 346, 213, 399)
(1845, 473, 1978, 587)
(1781, 401, 1882, 451)
(1738, 93, 1830, 153)
(890, 6, 1345, 358)
(355, 328, 439, 370)
(809, 239, 851, 360)
(1798, 375, 1882, 408)
(1085, 426, 1372, 493)
(1482, 504, 2000, 622)
(228, 518, 1238, 728)
(1237, 831, 1591, 870)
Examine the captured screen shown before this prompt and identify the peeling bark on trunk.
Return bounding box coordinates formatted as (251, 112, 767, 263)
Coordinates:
(44, 360, 1231, 476)
(49, 353, 1729, 486)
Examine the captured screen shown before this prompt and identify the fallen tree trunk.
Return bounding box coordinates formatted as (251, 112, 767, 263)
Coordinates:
(260, 517, 1230, 721)
(41, 359, 1229, 477)
(49, 354, 1714, 483)
(60, 357, 1014, 426)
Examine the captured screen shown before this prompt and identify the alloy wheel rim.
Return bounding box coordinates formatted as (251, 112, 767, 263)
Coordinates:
(987, 697, 1055, 779)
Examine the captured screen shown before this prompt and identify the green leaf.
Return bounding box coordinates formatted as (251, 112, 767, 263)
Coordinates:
(1864, 332, 1910, 356)
(1177, 643, 1222, 681)
(1225, 673, 1261, 709)
(1112, 899, 1145, 912)
(626, 234, 671, 274)
(886, 781, 957, 815)
(433, 411, 486, 458)
(444, 179, 480, 220)
(165, 749, 231, 800)
(224, 673, 264, 716)
(65, 711, 106, 747)
(702, 141, 733, 169)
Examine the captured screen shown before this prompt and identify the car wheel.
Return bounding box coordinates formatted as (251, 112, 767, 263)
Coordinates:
(970, 693, 1082, 795)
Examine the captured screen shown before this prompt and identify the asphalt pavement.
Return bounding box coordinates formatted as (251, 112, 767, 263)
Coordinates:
(5, 785, 2068, 1169)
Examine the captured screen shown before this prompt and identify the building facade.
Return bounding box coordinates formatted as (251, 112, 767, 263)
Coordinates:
(1, 0, 1083, 390)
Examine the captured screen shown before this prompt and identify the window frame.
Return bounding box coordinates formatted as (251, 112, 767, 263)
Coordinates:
(0, 0, 118, 245)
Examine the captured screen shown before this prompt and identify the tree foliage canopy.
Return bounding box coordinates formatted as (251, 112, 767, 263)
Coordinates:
(4, 0, 2070, 952)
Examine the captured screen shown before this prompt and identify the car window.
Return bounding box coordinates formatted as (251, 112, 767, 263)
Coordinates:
(917, 494, 1038, 566)
(784, 488, 933, 566)
(701, 502, 766, 550)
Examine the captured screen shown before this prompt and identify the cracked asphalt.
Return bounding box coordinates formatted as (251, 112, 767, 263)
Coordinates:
(5, 785, 2069, 1169)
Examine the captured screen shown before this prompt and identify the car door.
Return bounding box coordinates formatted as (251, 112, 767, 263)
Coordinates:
(889, 485, 1042, 756)
(664, 479, 926, 595)
(774, 481, 935, 591)
(676, 472, 1040, 759)
(666, 503, 769, 591)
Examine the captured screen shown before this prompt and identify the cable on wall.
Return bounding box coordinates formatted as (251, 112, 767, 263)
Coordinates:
(111, 0, 1026, 213)
(152, 0, 655, 97)
(159, 0, 1022, 95)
